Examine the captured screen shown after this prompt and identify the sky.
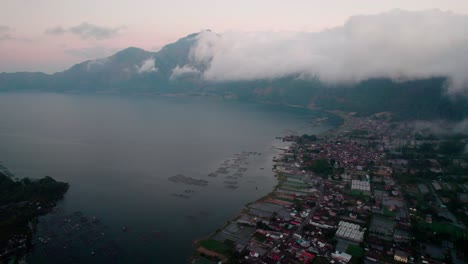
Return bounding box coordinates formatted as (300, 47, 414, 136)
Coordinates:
(1, 0, 468, 73)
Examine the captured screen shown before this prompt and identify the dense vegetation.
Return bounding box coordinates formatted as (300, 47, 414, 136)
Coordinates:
(0, 171, 69, 260)
(0, 173, 69, 205)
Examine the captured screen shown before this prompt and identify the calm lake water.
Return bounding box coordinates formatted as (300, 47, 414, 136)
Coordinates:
(0, 93, 336, 263)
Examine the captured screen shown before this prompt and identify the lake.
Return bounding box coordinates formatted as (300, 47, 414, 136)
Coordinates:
(0, 93, 336, 263)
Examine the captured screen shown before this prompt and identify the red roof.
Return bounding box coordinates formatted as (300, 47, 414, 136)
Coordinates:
(301, 251, 315, 259)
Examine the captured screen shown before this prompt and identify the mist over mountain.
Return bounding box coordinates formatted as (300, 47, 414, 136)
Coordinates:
(186, 10, 468, 93)
(1, 10, 468, 121)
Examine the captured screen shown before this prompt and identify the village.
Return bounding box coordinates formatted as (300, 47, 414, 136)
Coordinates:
(193, 112, 468, 264)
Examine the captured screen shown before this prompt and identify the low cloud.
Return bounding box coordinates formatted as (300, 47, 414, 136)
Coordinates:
(412, 119, 468, 153)
(170, 65, 200, 80)
(0, 25, 13, 40)
(70, 22, 121, 40)
(136, 58, 158, 74)
(45, 22, 123, 40)
(0, 25, 10, 34)
(45, 26, 66, 36)
(0, 34, 12, 40)
(411, 119, 468, 135)
(183, 9, 468, 93)
(0, 25, 31, 42)
(453, 119, 468, 135)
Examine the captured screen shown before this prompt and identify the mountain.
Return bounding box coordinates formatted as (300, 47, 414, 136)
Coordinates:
(0, 31, 467, 121)
(0, 32, 199, 93)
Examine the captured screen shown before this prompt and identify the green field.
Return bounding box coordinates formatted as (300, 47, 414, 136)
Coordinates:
(274, 197, 295, 203)
(193, 256, 216, 264)
(346, 245, 364, 257)
(349, 190, 371, 198)
(284, 182, 309, 189)
(383, 206, 397, 217)
(199, 239, 233, 255)
(280, 187, 310, 193)
(418, 221, 468, 240)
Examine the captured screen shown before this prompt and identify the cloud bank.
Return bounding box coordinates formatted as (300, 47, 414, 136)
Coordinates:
(170, 65, 200, 80)
(45, 26, 66, 36)
(70, 23, 121, 40)
(412, 119, 468, 135)
(183, 9, 468, 93)
(0, 25, 10, 34)
(0, 25, 30, 42)
(46, 22, 122, 40)
(0, 25, 11, 40)
(136, 58, 158, 74)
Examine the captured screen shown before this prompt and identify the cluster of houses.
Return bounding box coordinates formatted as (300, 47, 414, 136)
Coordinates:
(195, 114, 468, 264)
(237, 128, 415, 263)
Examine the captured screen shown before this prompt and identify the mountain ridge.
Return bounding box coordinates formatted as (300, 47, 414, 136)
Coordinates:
(0, 31, 467, 121)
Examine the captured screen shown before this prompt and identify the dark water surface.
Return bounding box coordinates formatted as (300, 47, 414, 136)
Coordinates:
(0, 93, 335, 263)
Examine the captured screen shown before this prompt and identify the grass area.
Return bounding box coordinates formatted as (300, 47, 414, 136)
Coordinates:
(284, 181, 309, 187)
(383, 206, 397, 217)
(409, 193, 431, 211)
(286, 179, 307, 184)
(274, 197, 295, 203)
(280, 186, 310, 193)
(346, 245, 364, 258)
(199, 239, 233, 255)
(193, 256, 216, 264)
(276, 173, 287, 188)
(284, 183, 308, 189)
(252, 233, 267, 243)
(418, 221, 468, 240)
(313, 256, 330, 264)
(350, 190, 370, 197)
(283, 174, 302, 180)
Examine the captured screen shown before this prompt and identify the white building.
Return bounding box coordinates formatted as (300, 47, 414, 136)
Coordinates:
(335, 221, 365, 242)
(351, 180, 371, 194)
(332, 251, 352, 263)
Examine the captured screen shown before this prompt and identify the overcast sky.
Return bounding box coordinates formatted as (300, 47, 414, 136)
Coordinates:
(1, 0, 468, 73)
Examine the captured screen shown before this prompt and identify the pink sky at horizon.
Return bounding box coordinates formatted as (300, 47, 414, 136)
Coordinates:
(1, 0, 468, 73)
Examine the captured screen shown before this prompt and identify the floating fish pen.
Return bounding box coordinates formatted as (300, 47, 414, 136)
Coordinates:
(233, 172, 243, 177)
(171, 193, 190, 199)
(216, 168, 229, 174)
(185, 215, 197, 221)
(207, 172, 218, 177)
(199, 211, 209, 216)
(223, 180, 238, 185)
(32, 211, 125, 263)
(168, 174, 208, 186)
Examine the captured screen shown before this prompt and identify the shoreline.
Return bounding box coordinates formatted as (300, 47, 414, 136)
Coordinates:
(191, 111, 344, 263)
(190, 142, 291, 261)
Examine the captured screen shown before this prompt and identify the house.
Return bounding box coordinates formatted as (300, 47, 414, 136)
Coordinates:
(331, 251, 352, 263)
(394, 250, 409, 263)
(425, 214, 432, 224)
(458, 193, 468, 204)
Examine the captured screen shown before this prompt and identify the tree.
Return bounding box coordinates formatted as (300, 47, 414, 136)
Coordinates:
(306, 159, 332, 175)
(439, 140, 466, 156)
